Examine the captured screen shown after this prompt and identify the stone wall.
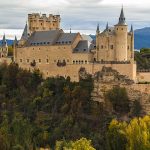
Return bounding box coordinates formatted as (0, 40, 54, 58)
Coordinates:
(91, 66, 150, 114)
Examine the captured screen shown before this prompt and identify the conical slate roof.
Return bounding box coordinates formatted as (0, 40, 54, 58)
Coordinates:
(20, 23, 30, 41)
(14, 36, 18, 45)
(1, 34, 7, 47)
(106, 22, 109, 30)
(130, 25, 133, 33)
(96, 23, 100, 33)
(118, 7, 126, 25)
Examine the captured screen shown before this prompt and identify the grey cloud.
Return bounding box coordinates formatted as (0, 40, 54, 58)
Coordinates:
(0, 0, 150, 31)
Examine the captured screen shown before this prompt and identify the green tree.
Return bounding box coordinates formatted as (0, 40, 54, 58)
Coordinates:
(105, 86, 130, 113)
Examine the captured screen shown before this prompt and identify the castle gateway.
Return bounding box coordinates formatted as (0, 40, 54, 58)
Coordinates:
(14, 7, 137, 82)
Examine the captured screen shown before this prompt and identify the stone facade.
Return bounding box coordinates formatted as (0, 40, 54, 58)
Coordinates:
(0, 34, 12, 65)
(95, 8, 134, 62)
(14, 7, 150, 83)
(28, 13, 61, 33)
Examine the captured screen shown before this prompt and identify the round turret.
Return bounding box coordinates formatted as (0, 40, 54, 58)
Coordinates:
(115, 7, 128, 61)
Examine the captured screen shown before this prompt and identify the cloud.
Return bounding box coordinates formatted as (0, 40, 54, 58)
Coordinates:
(0, 0, 150, 35)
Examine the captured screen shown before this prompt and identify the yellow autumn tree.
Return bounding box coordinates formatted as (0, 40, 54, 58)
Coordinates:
(107, 116, 150, 150)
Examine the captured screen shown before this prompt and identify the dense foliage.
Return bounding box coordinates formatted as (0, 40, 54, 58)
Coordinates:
(105, 86, 130, 114)
(107, 116, 150, 150)
(0, 63, 111, 150)
(0, 63, 145, 150)
(135, 48, 150, 70)
(55, 138, 95, 150)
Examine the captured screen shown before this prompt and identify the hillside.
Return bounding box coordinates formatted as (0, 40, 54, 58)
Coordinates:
(134, 27, 150, 50)
(0, 39, 14, 46)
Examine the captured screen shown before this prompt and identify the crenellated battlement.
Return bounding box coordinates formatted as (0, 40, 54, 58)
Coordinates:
(28, 13, 61, 33)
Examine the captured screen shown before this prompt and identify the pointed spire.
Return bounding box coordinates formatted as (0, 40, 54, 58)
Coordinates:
(118, 6, 126, 25)
(130, 24, 133, 33)
(14, 36, 18, 45)
(96, 23, 100, 34)
(70, 25, 72, 33)
(106, 22, 109, 30)
(20, 22, 30, 41)
(2, 34, 7, 47)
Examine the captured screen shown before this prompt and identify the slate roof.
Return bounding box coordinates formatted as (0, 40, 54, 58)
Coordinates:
(73, 40, 94, 53)
(56, 33, 78, 44)
(1, 34, 7, 47)
(25, 30, 79, 46)
(21, 23, 30, 41)
(26, 30, 62, 46)
(118, 7, 127, 25)
(81, 34, 93, 43)
(101, 27, 115, 35)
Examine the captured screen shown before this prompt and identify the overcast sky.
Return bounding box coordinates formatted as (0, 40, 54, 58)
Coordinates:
(0, 0, 150, 39)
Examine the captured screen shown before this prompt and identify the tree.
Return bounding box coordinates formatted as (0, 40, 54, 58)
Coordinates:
(107, 116, 150, 150)
(55, 138, 95, 150)
(105, 86, 130, 113)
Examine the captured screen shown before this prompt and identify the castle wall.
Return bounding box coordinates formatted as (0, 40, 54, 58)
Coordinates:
(137, 72, 150, 83)
(97, 34, 116, 61)
(15, 43, 137, 83)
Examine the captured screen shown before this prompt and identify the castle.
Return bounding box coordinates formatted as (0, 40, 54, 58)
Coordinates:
(1, 7, 150, 83)
(0, 34, 12, 64)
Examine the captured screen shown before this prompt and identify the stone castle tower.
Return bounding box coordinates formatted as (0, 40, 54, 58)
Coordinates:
(0, 34, 8, 58)
(115, 7, 128, 61)
(28, 13, 61, 33)
(96, 7, 134, 62)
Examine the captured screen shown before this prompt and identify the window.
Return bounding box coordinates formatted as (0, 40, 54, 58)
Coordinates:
(67, 59, 69, 62)
(101, 45, 104, 49)
(73, 60, 75, 64)
(27, 59, 29, 63)
(76, 60, 78, 64)
(128, 46, 130, 50)
(85, 60, 87, 64)
(39, 59, 41, 63)
(20, 59, 22, 63)
(46, 59, 49, 63)
(110, 45, 113, 49)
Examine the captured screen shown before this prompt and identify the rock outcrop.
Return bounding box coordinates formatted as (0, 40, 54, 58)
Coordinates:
(91, 66, 150, 114)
